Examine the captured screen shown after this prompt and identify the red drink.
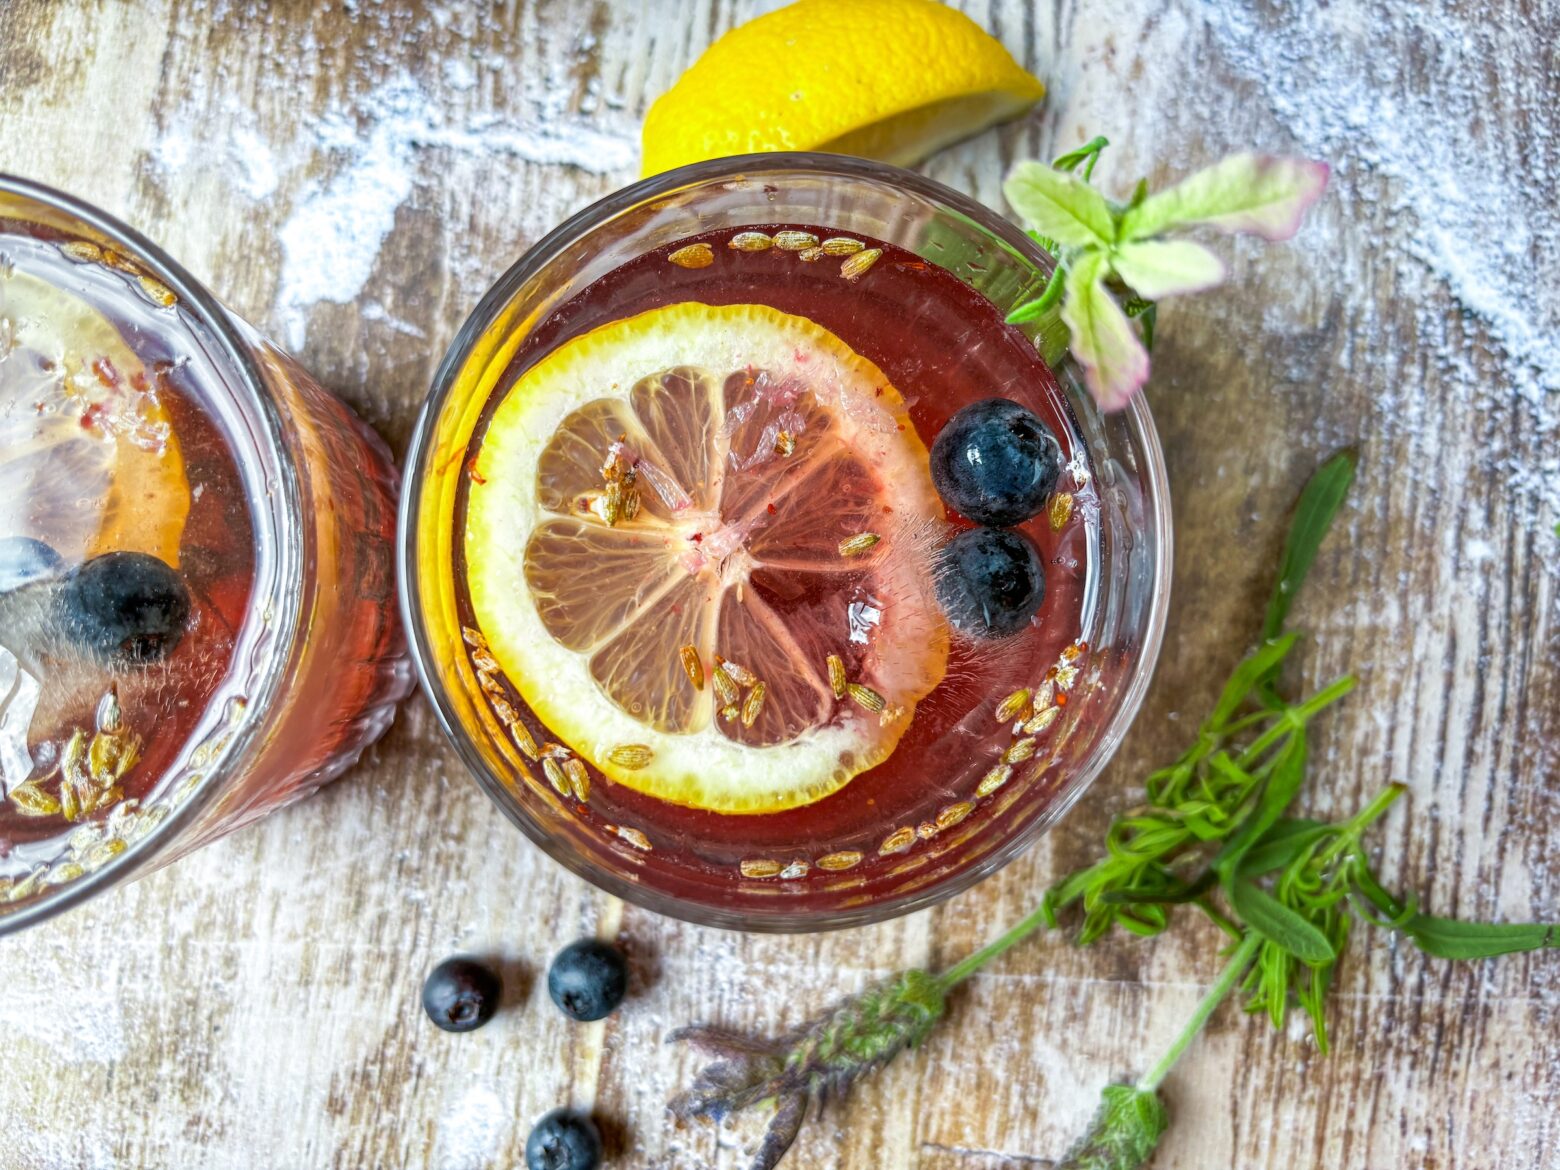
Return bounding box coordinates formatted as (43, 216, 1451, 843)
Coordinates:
(449, 230, 1095, 894)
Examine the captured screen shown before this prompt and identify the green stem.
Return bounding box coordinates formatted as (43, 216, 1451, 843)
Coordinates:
(1237, 675, 1356, 765)
(1136, 932, 1262, 1092)
(1312, 783, 1406, 870)
(935, 900, 1054, 992)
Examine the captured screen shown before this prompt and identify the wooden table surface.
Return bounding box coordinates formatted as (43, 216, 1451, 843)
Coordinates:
(2, 2, 1556, 1167)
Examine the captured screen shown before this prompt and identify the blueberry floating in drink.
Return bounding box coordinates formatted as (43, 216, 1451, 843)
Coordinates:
(55, 551, 191, 665)
(0, 536, 65, 594)
(935, 526, 1046, 639)
(421, 955, 503, 1033)
(548, 938, 628, 1022)
(525, 1108, 602, 1170)
(929, 397, 1063, 526)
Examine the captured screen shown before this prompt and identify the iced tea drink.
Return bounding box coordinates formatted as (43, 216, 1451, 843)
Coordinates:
(403, 157, 1168, 929)
(0, 178, 412, 932)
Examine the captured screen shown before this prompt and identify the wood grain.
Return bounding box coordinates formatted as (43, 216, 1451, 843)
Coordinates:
(1, 1, 1555, 1168)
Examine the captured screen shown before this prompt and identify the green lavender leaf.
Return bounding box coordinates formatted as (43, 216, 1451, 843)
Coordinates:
(1214, 735, 1308, 878)
(1060, 250, 1151, 411)
(1237, 818, 1328, 875)
(1110, 239, 1227, 298)
(1003, 160, 1116, 248)
(1052, 135, 1111, 179)
(1120, 153, 1331, 243)
(1007, 263, 1066, 323)
(1261, 449, 1358, 643)
(1228, 880, 1336, 962)
(1058, 1084, 1168, 1170)
(1398, 914, 1557, 959)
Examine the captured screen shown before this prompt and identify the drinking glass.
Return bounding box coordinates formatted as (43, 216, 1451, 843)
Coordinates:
(400, 153, 1170, 930)
(0, 176, 413, 935)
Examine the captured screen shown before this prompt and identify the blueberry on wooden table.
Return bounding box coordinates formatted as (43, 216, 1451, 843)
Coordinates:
(929, 397, 1063, 526)
(935, 526, 1046, 639)
(525, 1108, 601, 1170)
(0, 536, 64, 594)
(421, 956, 502, 1033)
(547, 938, 628, 1022)
(54, 550, 190, 663)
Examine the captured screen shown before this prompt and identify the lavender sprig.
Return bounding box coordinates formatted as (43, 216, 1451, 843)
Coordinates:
(667, 452, 1557, 1170)
(669, 970, 947, 1169)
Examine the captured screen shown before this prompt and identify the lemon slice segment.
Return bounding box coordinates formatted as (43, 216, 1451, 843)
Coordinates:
(640, 0, 1044, 176)
(0, 268, 189, 566)
(466, 302, 949, 814)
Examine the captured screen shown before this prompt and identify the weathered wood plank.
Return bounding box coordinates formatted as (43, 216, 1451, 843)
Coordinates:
(0, 0, 1554, 1167)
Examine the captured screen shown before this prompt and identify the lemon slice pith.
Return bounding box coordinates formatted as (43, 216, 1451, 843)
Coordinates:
(0, 267, 189, 567)
(465, 302, 950, 814)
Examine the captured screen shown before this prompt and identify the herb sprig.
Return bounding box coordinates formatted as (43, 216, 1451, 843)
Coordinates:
(668, 450, 1556, 1170)
(1003, 139, 1330, 410)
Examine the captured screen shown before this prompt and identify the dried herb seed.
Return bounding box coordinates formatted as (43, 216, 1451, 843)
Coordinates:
(728, 231, 774, 252)
(607, 744, 655, 769)
(1002, 737, 1038, 765)
(543, 757, 570, 796)
(847, 683, 886, 713)
(564, 758, 591, 802)
(680, 644, 705, 691)
(615, 825, 652, 851)
(995, 688, 1032, 724)
(821, 237, 865, 256)
(712, 665, 741, 706)
(138, 275, 177, 308)
(741, 682, 767, 727)
(936, 801, 975, 830)
(838, 532, 881, 557)
(840, 247, 883, 281)
(827, 654, 848, 698)
(816, 850, 862, 871)
(879, 826, 916, 855)
(1049, 492, 1075, 530)
(1023, 706, 1060, 736)
(718, 658, 758, 687)
(740, 858, 783, 879)
(976, 764, 1013, 797)
(797, 246, 826, 262)
(773, 230, 820, 251)
(669, 242, 715, 268)
(511, 722, 541, 760)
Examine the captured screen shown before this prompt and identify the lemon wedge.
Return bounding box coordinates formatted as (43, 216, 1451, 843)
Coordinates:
(641, 0, 1045, 176)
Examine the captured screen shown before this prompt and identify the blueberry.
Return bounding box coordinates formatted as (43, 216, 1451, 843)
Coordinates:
(935, 526, 1046, 639)
(929, 398, 1063, 526)
(525, 1108, 602, 1170)
(55, 551, 191, 664)
(547, 938, 628, 1022)
(421, 956, 502, 1033)
(0, 537, 64, 593)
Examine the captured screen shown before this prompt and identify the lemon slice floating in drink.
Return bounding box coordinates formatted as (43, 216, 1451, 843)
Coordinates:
(0, 269, 189, 567)
(465, 302, 950, 814)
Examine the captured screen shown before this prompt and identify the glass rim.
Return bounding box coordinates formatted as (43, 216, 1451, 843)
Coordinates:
(0, 173, 307, 935)
(399, 151, 1173, 932)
